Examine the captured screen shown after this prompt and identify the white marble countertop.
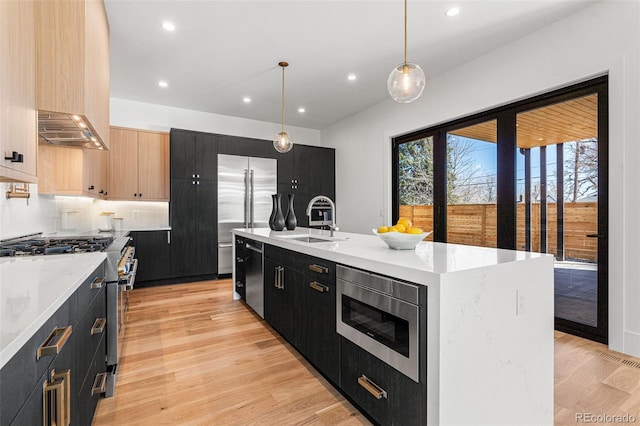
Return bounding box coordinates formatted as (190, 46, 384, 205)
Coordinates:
(0, 252, 107, 369)
(233, 227, 550, 285)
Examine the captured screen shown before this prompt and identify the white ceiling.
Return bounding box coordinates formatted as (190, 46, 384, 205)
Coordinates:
(105, 0, 596, 130)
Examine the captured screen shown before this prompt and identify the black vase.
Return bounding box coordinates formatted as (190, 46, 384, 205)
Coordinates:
(285, 193, 297, 230)
(270, 194, 285, 231)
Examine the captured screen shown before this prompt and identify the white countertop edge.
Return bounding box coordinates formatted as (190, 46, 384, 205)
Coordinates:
(0, 252, 107, 368)
(233, 227, 551, 286)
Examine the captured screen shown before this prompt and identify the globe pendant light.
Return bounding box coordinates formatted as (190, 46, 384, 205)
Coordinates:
(274, 61, 293, 153)
(387, 0, 425, 103)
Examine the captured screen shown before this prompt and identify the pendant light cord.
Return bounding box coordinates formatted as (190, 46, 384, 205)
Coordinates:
(281, 65, 285, 134)
(404, 0, 408, 64)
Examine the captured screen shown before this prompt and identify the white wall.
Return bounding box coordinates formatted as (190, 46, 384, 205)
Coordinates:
(321, 0, 640, 356)
(110, 98, 321, 146)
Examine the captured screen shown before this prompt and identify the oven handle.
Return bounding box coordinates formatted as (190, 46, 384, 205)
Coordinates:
(121, 258, 138, 291)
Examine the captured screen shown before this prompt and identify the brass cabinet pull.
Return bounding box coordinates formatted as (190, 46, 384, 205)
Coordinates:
(358, 375, 388, 400)
(308, 264, 329, 274)
(91, 318, 106, 335)
(92, 372, 107, 395)
(309, 281, 329, 293)
(43, 369, 71, 426)
(90, 276, 105, 289)
(37, 326, 72, 360)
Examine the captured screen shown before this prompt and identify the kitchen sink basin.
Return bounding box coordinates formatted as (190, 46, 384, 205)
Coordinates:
(289, 236, 346, 243)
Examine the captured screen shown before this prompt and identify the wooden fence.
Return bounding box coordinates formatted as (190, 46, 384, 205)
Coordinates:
(400, 202, 597, 262)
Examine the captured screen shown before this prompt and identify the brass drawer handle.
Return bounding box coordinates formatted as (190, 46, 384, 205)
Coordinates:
(91, 318, 106, 335)
(309, 281, 329, 293)
(358, 375, 387, 400)
(92, 372, 107, 395)
(37, 326, 72, 360)
(90, 277, 105, 289)
(308, 264, 329, 274)
(43, 369, 71, 426)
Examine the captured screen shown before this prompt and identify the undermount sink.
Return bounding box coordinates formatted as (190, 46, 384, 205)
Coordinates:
(286, 235, 347, 243)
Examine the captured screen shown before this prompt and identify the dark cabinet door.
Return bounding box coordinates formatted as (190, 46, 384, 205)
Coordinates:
(309, 147, 335, 199)
(195, 132, 218, 181)
(218, 135, 275, 159)
(263, 258, 303, 346)
(170, 129, 196, 180)
(193, 179, 217, 276)
(170, 179, 197, 276)
(169, 129, 218, 279)
(302, 277, 339, 384)
(340, 338, 391, 426)
(131, 231, 172, 282)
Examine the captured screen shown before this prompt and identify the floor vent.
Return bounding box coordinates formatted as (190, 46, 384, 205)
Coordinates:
(597, 350, 640, 369)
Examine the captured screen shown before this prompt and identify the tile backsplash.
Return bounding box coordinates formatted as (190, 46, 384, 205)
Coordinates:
(0, 183, 169, 240)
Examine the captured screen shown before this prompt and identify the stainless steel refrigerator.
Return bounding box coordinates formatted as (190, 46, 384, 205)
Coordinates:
(217, 154, 277, 274)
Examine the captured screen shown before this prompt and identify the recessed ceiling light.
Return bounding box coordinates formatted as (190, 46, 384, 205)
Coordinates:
(445, 7, 460, 17)
(298, 107, 306, 113)
(158, 80, 168, 88)
(243, 97, 251, 103)
(162, 21, 176, 31)
(347, 74, 357, 81)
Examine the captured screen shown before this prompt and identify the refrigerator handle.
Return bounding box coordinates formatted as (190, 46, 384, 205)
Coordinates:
(244, 169, 249, 228)
(250, 170, 255, 227)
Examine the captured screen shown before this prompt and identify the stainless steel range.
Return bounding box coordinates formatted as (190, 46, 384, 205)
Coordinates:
(0, 233, 137, 397)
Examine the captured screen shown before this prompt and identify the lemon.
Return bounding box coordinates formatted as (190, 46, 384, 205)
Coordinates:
(397, 218, 412, 229)
(388, 226, 400, 232)
(395, 224, 407, 233)
(377, 226, 389, 233)
(408, 227, 423, 234)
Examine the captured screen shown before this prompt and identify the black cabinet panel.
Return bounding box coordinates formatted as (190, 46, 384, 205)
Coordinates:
(170, 129, 196, 180)
(263, 258, 304, 347)
(170, 179, 198, 276)
(195, 132, 218, 181)
(218, 134, 275, 158)
(302, 276, 339, 384)
(340, 338, 391, 426)
(9, 370, 48, 426)
(130, 231, 172, 282)
(193, 179, 217, 276)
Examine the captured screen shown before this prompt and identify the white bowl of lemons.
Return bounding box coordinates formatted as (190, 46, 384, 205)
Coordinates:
(372, 219, 432, 250)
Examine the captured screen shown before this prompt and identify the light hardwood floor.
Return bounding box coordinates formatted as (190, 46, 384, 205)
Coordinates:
(94, 279, 640, 425)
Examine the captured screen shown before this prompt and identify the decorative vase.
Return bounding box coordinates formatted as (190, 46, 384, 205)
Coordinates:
(271, 194, 286, 231)
(285, 194, 297, 230)
(269, 194, 278, 230)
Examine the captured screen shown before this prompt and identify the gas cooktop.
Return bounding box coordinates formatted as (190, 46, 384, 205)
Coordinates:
(0, 236, 114, 257)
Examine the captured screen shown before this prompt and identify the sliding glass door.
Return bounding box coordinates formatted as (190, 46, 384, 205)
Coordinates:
(392, 76, 608, 343)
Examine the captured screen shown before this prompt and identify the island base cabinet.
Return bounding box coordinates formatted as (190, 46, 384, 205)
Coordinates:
(234, 236, 247, 300)
(340, 338, 426, 426)
(130, 230, 172, 283)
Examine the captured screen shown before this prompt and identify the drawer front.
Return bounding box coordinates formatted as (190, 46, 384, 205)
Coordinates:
(75, 286, 107, 385)
(74, 334, 107, 426)
(9, 370, 48, 426)
(340, 338, 390, 426)
(76, 262, 106, 317)
(300, 253, 335, 283)
(0, 293, 76, 425)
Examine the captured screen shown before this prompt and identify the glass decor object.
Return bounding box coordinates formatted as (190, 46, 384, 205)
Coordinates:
(274, 61, 294, 153)
(285, 193, 297, 230)
(387, 0, 426, 103)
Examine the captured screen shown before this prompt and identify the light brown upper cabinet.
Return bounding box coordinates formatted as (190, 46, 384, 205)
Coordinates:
(36, 0, 110, 149)
(109, 127, 170, 201)
(0, 0, 37, 182)
(38, 145, 109, 197)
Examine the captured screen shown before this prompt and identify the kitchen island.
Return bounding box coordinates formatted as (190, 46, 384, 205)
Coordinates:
(233, 227, 554, 426)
